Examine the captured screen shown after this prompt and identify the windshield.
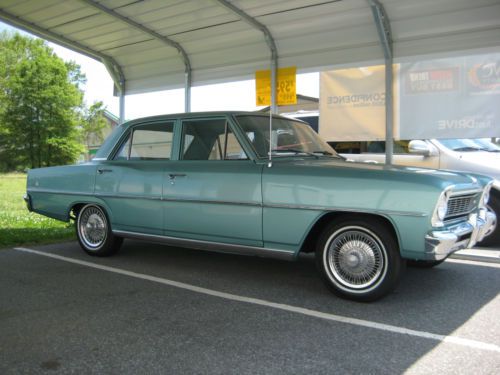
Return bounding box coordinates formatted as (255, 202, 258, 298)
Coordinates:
(235, 115, 340, 159)
(438, 138, 500, 152)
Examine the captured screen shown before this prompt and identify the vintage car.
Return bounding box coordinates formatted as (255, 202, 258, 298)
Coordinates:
(24, 112, 495, 301)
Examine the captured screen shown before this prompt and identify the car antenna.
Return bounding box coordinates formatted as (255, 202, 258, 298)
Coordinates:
(268, 110, 273, 168)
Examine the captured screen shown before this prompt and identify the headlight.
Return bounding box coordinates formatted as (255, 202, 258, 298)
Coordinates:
(437, 200, 448, 221)
(431, 188, 452, 227)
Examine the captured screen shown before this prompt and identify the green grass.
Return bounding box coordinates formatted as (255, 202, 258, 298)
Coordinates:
(0, 173, 74, 248)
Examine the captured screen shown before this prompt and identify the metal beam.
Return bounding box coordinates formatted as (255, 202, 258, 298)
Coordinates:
(81, 0, 192, 112)
(119, 90, 125, 125)
(368, 0, 394, 165)
(0, 8, 126, 98)
(214, 0, 278, 114)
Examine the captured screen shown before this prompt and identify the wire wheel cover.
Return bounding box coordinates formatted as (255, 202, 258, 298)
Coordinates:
(79, 206, 107, 249)
(327, 228, 385, 289)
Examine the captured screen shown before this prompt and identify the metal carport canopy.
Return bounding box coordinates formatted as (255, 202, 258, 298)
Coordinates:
(1, 0, 499, 116)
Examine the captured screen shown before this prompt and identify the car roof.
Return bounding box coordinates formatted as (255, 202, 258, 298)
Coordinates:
(119, 111, 304, 129)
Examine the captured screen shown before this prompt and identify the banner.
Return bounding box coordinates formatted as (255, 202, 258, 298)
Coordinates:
(319, 66, 398, 141)
(256, 67, 296, 106)
(320, 52, 500, 141)
(399, 53, 500, 139)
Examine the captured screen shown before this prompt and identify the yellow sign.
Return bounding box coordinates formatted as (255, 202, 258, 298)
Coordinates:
(256, 66, 297, 106)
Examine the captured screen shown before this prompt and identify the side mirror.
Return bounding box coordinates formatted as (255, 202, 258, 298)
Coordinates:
(408, 140, 432, 157)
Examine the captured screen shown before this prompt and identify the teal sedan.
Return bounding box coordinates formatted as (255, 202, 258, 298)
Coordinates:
(24, 112, 495, 301)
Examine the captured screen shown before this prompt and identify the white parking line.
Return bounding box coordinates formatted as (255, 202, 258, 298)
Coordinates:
(14, 247, 500, 354)
(446, 258, 500, 268)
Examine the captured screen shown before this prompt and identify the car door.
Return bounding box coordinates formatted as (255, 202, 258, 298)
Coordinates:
(94, 120, 175, 235)
(162, 117, 263, 247)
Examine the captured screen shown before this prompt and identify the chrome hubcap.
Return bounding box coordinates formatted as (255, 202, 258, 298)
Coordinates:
(327, 229, 385, 289)
(79, 206, 107, 249)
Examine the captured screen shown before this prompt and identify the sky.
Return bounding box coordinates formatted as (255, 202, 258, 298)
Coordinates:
(0, 21, 320, 120)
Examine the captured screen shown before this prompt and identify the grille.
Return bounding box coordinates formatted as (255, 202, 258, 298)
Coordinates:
(445, 193, 478, 220)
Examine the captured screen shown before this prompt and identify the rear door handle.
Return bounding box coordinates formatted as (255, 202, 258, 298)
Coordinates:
(97, 168, 113, 174)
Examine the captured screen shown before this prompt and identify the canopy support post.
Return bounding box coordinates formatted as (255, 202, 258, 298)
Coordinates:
(185, 69, 192, 113)
(368, 0, 393, 165)
(119, 90, 125, 125)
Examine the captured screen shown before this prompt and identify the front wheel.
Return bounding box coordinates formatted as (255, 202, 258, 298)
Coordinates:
(315, 218, 404, 302)
(76, 204, 123, 256)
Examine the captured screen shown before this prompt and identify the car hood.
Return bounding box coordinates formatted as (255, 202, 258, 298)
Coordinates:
(275, 157, 486, 191)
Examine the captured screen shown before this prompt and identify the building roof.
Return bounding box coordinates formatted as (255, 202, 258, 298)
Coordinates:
(1, 0, 499, 96)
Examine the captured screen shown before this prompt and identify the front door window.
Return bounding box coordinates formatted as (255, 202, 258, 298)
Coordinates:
(181, 119, 247, 160)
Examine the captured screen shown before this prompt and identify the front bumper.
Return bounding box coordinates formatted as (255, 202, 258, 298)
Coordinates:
(425, 210, 496, 261)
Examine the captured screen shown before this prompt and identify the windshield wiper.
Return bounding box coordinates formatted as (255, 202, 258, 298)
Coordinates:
(312, 150, 345, 160)
(270, 148, 319, 158)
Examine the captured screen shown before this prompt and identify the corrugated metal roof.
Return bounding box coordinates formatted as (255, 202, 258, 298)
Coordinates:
(1, 0, 499, 95)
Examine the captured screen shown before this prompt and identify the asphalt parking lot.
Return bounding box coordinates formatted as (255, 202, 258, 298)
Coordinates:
(1, 241, 499, 374)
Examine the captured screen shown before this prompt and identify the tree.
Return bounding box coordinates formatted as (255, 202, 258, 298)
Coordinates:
(80, 101, 108, 156)
(0, 32, 85, 171)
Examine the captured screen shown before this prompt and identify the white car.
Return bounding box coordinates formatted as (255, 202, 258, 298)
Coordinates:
(332, 138, 500, 246)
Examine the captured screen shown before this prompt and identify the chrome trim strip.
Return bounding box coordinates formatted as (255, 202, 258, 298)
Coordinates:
(264, 203, 427, 217)
(160, 196, 261, 207)
(112, 230, 295, 261)
(29, 189, 162, 201)
(449, 189, 482, 197)
(96, 193, 162, 201)
(27, 189, 426, 216)
(28, 188, 93, 197)
(28, 189, 258, 206)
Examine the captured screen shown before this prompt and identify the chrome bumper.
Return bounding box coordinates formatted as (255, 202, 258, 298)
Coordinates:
(425, 210, 496, 261)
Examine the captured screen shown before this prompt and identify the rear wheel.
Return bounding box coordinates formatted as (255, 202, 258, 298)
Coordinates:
(315, 217, 404, 302)
(76, 204, 123, 256)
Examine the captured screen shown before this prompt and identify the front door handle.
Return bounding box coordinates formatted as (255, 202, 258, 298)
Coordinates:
(97, 168, 113, 174)
(168, 173, 187, 180)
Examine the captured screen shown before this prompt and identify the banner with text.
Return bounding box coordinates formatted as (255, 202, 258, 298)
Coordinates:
(319, 66, 398, 141)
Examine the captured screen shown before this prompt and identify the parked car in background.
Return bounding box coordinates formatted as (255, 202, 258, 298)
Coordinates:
(24, 113, 495, 301)
(331, 138, 500, 247)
